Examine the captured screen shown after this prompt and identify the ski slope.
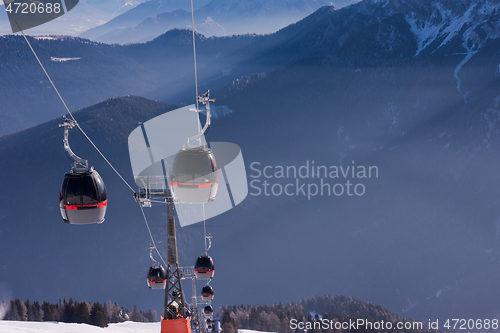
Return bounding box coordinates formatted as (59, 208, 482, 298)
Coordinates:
(0, 321, 161, 332)
(0, 322, 273, 333)
(0, 322, 274, 333)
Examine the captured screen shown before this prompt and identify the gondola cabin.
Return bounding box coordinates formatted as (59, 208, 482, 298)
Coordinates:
(194, 253, 215, 279)
(170, 147, 218, 204)
(59, 168, 107, 224)
(204, 305, 214, 316)
(201, 285, 214, 300)
(147, 265, 167, 289)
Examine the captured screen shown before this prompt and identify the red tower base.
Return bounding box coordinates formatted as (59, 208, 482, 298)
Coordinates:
(161, 318, 192, 333)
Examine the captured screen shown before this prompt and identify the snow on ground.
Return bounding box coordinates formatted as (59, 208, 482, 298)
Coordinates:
(0, 322, 274, 333)
(33, 37, 58, 40)
(51, 57, 81, 62)
(0, 321, 160, 333)
(0, 323, 274, 333)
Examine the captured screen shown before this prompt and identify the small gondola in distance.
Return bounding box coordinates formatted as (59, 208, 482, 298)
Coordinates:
(201, 284, 214, 300)
(204, 305, 214, 316)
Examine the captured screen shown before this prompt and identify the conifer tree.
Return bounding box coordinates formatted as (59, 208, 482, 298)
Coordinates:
(42, 301, 52, 321)
(90, 302, 108, 328)
(14, 299, 27, 321)
(75, 301, 91, 324)
(129, 305, 144, 322)
(103, 301, 111, 323)
(111, 303, 122, 323)
(144, 309, 157, 322)
(62, 299, 76, 323)
(32, 301, 43, 322)
(222, 321, 235, 333)
(25, 299, 34, 321)
(249, 307, 259, 330)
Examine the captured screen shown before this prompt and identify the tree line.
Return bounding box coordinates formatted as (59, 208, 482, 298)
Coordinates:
(0, 298, 157, 328)
(218, 295, 450, 333)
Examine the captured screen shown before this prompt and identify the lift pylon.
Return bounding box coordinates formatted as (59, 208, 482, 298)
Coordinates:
(161, 192, 191, 333)
(135, 185, 192, 333)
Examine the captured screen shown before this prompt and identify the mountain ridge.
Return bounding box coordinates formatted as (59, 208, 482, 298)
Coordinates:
(5, 0, 500, 136)
(79, 0, 360, 43)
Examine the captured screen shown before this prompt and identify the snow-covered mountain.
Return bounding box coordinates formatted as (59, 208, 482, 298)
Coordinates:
(402, 0, 500, 56)
(78, 0, 212, 41)
(260, 0, 500, 103)
(361, 0, 500, 57)
(80, 0, 360, 43)
(272, 0, 500, 55)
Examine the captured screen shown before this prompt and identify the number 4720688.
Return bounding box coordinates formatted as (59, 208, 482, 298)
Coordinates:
(444, 319, 498, 330)
(5, 2, 62, 15)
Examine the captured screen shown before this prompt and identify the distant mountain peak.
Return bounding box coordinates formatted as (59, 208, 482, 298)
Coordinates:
(79, 0, 360, 43)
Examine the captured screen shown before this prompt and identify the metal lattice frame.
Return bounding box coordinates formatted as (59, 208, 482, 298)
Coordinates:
(163, 194, 189, 319)
(179, 266, 204, 333)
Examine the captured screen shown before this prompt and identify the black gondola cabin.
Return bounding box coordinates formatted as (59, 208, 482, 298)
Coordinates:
(147, 265, 167, 289)
(195, 253, 215, 279)
(59, 168, 107, 225)
(204, 305, 213, 316)
(201, 285, 214, 300)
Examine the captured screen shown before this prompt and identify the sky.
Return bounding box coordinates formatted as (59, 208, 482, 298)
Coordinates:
(0, 0, 148, 36)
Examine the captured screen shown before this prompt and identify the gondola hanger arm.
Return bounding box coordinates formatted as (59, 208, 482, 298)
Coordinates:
(188, 90, 215, 147)
(59, 117, 88, 171)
